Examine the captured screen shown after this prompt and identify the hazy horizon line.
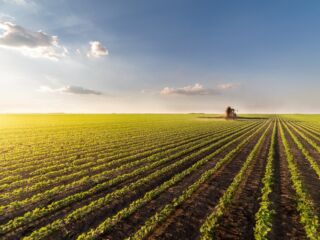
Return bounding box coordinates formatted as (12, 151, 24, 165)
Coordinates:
(0, 112, 319, 115)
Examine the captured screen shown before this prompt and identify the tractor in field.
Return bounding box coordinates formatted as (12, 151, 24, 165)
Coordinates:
(225, 106, 237, 119)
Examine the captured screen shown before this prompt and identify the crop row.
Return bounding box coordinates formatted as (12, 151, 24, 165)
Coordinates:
(291, 121, 320, 142)
(286, 122, 320, 153)
(0, 121, 263, 236)
(199, 121, 271, 239)
(1, 120, 242, 174)
(254, 120, 277, 240)
(125, 121, 270, 240)
(0, 121, 257, 215)
(0, 123, 231, 199)
(0, 123, 153, 167)
(21, 121, 267, 239)
(279, 121, 320, 239)
(0, 123, 218, 181)
(0, 120, 233, 177)
(75, 121, 269, 240)
(0, 118, 219, 176)
(282, 121, 320, 179)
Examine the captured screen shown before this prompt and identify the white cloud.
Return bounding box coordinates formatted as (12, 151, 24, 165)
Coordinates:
(160, 83, 239, 96)
(160, 83, 211, 95)
(38, 85, 102, 95)
(87, 41, 108, 58)
(0, 21, 67, 60)
(0, 13, 15, 22)
(216, 83, 239, 90)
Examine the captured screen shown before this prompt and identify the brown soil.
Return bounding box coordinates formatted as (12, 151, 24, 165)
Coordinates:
(294, 123, 320, 144)
(283, 123, 320, 227)
(212, 123, 273, 239)
(98, 124, 264, 239)
(287, 123, 320, 164)
(270, 125, 307, 240)
(142, 124, 268, 240)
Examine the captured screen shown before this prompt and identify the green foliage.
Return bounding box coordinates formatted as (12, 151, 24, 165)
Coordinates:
(199, 121, 272, 240)
(126, 121, 269, 240)
(279, 121, 320, 240)
(21, 118, 260, 239)
(254, 120, 277, 240)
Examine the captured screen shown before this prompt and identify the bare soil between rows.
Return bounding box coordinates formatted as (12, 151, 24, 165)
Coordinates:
(213, 123, 273, 239)
(1, 123, 260, 240)
(144, 124, 268, 240)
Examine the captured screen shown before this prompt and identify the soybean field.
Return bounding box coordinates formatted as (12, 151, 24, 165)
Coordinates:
(0, 114, 320, 240)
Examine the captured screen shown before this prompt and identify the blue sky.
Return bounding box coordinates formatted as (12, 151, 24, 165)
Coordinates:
(0, 0, 319, 113)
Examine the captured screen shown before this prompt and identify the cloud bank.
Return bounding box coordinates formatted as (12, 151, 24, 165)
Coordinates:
(38, 85, 102, 95)
(160, 83, 239, 96)
(160, 83, 211, 95)
(0, 21, 67, 60)
(0, 13, 15, 21)
(87, 41, 108, 58)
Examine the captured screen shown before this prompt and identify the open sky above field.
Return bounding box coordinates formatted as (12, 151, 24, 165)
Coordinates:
(0, 0, 319, 113)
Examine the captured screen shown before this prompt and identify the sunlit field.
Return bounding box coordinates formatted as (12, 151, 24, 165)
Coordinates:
(0, 114, 319, 239)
